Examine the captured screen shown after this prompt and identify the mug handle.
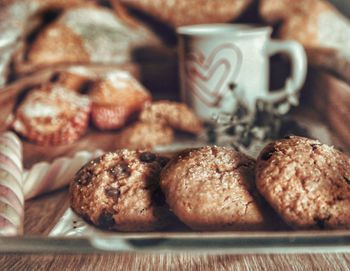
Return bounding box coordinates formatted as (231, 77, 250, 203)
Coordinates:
(262, 40, 307, 103)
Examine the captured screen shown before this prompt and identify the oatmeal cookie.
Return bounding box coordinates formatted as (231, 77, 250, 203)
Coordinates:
(160, 146, 267, 231)
(256, 136, 350, 229)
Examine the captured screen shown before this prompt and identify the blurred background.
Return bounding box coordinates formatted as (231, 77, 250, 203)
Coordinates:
(330, 0, 350, 17)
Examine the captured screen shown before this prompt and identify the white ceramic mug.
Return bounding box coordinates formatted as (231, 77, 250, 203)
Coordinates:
(177, 24, 307, 120)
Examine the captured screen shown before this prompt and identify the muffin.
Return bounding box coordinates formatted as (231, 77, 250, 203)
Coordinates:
(90, 71, 150, 130)
(12, 84, 90, 145)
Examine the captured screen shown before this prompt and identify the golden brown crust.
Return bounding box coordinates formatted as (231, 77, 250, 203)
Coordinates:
(70, 150, 173, 231)
(260, 0, 339, 48)
(119, 0, 253, 27)
(90, 72, 150, 130)
(28, 23, 90, 67)
(256, 136, 350, 230)
(90, 77, 150, 106)
(34, 0, 90, 12)
(140, 101, 203, 134)
(160, 146, 267, 231)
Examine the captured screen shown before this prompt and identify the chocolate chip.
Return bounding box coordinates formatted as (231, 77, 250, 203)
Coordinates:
(152, 188, 166, 206)
(260, 148, 275, 161)
(75, 168, 94, 186)
(108, 167, 118, 177)
(74, 157, 104, 185)
(211, 147, 219, 156)
(98, 210, 115, 229)
(310, 143, 321, 151)
(108, 162, 130, 179)
(344, 176, 350, 185)
(157, 156, 170, 167)
(105, 187, 120, 200)
(120, 162, 129, 171)
(139, 152, 157, 163)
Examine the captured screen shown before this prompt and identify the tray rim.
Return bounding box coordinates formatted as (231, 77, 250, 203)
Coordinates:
(1, 232, 350, 254)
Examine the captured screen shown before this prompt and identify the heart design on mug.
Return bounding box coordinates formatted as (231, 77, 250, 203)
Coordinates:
(185, 43, 242, 107)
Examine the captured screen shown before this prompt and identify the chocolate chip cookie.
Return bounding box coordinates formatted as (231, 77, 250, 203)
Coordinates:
(70, 150, 172, 231)
(160, 146, 267, 231)
(256, 136, 350, 229)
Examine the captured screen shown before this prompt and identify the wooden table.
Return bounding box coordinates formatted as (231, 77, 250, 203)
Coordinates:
(0, 189, 349, 271)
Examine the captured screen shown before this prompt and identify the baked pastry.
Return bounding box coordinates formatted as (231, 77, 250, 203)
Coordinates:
(90, 71, 151, 130)
(27, 6, 161, 67)
(160, 146, 267, 231)
(140, 100, 203, 134)
(28, 22, 90, 66)
(32, 0, 88, 12)
(12, 84, 90, 145)
(260, 0, 350, 84)
(117, 122, 174, 150)
(70, 150, 173, 231)
(260, 0, 350, 50)
(118, 0, 253, 27)
(256, 136, 350, 230)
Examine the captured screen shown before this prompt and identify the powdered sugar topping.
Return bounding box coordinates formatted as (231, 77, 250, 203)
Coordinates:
(104, 70, 147, 93)
(59, 7, 153, 63)
(21, 85, 90, 119)
(23, 102, 60, 118)
(50, 85, 90, 108)
(105, 70, 136, 90)
(66, 66, 96, 77)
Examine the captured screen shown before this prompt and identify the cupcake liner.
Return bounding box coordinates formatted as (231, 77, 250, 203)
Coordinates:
(14, 99, 90, 146)
(91, 104, 129, 130)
